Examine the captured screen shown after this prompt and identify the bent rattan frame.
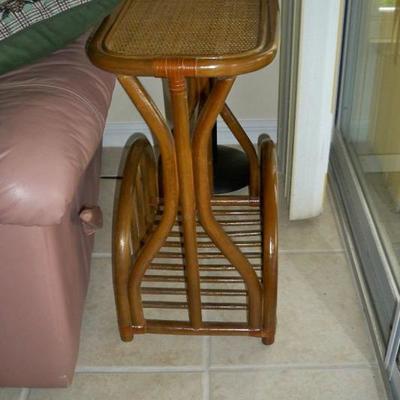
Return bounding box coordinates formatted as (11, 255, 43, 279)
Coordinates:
(88, 0, 279, 344)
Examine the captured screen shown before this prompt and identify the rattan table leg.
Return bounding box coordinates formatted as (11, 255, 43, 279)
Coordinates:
(168, 77, 202, 328)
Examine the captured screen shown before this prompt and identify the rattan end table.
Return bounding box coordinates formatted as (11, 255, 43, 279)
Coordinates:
(87, 0, 279, 345)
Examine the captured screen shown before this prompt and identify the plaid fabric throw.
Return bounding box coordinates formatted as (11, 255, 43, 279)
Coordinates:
(0, 0, 91, 40)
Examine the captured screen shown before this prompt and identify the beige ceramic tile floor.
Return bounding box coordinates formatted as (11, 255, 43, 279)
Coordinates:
(2, 147, 387, 400)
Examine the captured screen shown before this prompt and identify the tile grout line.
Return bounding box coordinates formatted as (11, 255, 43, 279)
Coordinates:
(18, 388, 30, 400)
(209, 361, 378, 372)
(201, 336, 211, 400)
(75, 366, 204, 374)
(75, 361, 377, 375)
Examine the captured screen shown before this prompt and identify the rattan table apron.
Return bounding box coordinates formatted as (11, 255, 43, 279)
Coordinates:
(87, 0, 279, 345)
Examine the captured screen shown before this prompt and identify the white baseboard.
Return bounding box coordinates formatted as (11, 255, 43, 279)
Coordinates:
(103, 119, 277, 147)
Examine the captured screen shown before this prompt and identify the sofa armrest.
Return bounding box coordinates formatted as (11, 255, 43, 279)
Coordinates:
(0, 35, 115, 226)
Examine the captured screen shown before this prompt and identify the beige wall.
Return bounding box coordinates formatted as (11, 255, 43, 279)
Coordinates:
(106, 55, 280, 123)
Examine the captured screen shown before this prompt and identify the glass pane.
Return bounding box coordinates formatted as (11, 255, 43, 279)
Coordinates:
(340, 0, 400, 284)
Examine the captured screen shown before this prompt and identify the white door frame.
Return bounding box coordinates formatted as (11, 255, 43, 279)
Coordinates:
(287, 0, 345, 220)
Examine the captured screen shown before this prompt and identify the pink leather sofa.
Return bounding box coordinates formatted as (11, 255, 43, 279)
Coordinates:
(0, 36, 115, 387)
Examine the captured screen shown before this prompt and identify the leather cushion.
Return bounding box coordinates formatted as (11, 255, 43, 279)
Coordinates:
(0, 35, 115, 226)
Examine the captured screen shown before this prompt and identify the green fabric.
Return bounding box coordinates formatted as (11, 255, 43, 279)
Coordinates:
(0, 0, 92, 38)
(0, 0, 120, 75)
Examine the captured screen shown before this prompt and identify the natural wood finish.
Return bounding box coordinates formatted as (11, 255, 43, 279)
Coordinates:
(142, 287, 248, 296)
(259, 134, 278, 345)
(143, 301, 248, 311)
(87, 0, 279, 78)
(169, 77, 202, 328)
(142, 320, 263, 336)
(116, 76, 179, 335)
(112, 134, 155, 341)
(192, 78, 263, 329)
(90, 0, 279, 345)
(220, 104, 260, 197)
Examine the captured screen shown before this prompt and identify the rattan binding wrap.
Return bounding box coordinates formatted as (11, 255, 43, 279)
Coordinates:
(105, 0, 261, 57)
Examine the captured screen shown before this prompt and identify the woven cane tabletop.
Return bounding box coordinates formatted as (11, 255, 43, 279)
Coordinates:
(87, 0, 278, 77)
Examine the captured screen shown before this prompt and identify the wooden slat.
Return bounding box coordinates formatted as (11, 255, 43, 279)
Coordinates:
(142, 275, 247, 283)
(156, 251, 261, 259)
(142, 320, 261, 336)
(142, 287, 247, 296)
(166, 230, 261, 238)
(163, 240, 261, 248)
(143, 301, 247, 310)
(155, 217, 260, 225)
(148, 263, 262, 272)
(210, 209, 259, 215)
(210, 197, 260, 206)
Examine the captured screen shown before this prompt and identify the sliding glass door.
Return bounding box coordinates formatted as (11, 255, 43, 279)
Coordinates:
(331, 0, 400, 397)
(342, 0, 400, 281)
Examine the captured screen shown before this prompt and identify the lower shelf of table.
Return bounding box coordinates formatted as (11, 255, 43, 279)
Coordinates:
(139, 196, 263, 324)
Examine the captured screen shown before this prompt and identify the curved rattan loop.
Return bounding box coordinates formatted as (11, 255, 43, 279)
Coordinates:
(193, 78, 263, 330)
(220, 104, 260, 197)
(258, 134, 278, 344)
(113, 133, 157, 341)
(118, 76, 179, 328)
